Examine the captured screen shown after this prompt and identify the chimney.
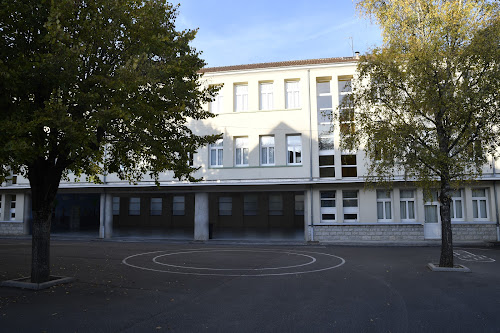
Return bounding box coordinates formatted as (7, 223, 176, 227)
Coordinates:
(354, 51, 360, 59)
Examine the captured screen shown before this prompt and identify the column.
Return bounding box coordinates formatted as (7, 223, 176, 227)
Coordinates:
(99, 194, 105, 238)
(104, 193, 113, 239)
(23, 193, 31, 235)
(194, 192, 209, 241)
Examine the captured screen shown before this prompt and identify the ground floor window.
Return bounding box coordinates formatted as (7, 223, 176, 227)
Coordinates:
(472, 188, 488, 220)
(450, 190, 464, 220)
(150, 198, 162, 216)
(244, 194, 258, 216)
(112, 197, 120, 215)
(424, 191, 439, 223)
(218, 197, 232, 216)
(320, 191, 336, 222)
(342, 190, 358, 222)
(400, 190, 415, 221)
(376, 190, 392, 221)
(129, 197, 140, 216)
(268, 194, 283, 215)
(173, 196, 185, 216)
(294, 193, 304, 216)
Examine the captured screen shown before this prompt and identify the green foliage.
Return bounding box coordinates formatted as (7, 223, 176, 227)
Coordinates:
(343, 0, 500, 191)
(0, 0, 220, 184)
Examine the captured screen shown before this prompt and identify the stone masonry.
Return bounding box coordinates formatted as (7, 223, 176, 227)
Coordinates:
(0, 222, 24, 235)
(313, 224, 424, 242)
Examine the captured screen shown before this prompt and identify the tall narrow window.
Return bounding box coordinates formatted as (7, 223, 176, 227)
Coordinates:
(112, 197, 120, 215)
(285, 81, 300, 109)
(320, 191, 336, 222)
(339, 78, 354, 140)
(287, 135, 302, 165)
(9, 195, 15, 220)
(260, 136, 275, 166)
(295, 193, 305, 216)
(210, 139, 223, 167)
(244, 194, 258, 216)
(317, 80, 335, 178)
(424, 191, 439, 223)
(450, 190, 464, 220)
(342, 190, 358, 222)
(400, 190, 415, 221)
(259, 82, 273, 110)
(472, 188, 488, 220)
(268, 194, 283, 215)
(234, 84, 248, 112)
(341, 155, 357, 177)
(319, 155, 335, 178)
(218, 196, 232, 216)
(129, 197, 140, 216)
(210, 87, 224, 113)
(173, 196, 185, 216)
(235, 137, 249, 166)
(376, 190, 392, 221)
(150, 198, 162, 216)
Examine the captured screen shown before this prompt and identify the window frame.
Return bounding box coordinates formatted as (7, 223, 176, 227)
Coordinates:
(234, 84, 248, 112)
(210, 86, 224, 114)
(112, 197, 120, 216)
(341, 154, 357, 177)
(150, 197, 163, 216)
(399, 190, 416, 222)
(234, 137, 249, 167)
(376, 190, 393, 222)
(128, 197, 141, 216)
(172, 195, 185, 216)
(259, 82, 274, 110)
(450, 190, 464, 221)
(472, 188, 489, 221)
(320, 191, 337, 223)
(243, 194, 258, 216)
(285, 80, 300, 109)
(268, 193, 284, 216)
(218, 196, 232, 216)
(342, 190, 359, 222)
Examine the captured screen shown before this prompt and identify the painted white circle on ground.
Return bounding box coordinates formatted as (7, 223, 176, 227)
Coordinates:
(152, 249, 317, 271)
(122, 248, 346, 277)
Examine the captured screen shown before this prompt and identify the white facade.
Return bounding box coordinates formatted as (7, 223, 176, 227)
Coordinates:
(1, 57, 499, 243)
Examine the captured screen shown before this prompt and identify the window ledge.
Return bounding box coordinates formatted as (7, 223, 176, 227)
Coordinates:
(0, 220, 23, 224)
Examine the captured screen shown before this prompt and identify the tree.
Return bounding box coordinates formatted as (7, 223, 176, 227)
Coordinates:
(0, 0, 220, 283)
(342, 0, 500, 267)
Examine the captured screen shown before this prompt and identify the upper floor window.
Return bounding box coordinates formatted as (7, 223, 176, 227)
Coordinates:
(287, 135, 302, 165)
(259, 82, 273, 110)
(210, 139, 223, 167)
(234, 84, 248, 112)
(260, 136, 275, 166)
(285, 80, 300, 109)
(341, 154, 357, 177)
(376, 190, 392, 221)
(210, 87, 224, 113)
(400, 190, 415, 221)
(339, 78, 354, 140)
(472, 188, 488, 220)
(235, 137, 249, 166)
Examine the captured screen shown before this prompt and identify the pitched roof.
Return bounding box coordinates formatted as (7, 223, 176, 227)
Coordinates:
(199, 56, 358, 73)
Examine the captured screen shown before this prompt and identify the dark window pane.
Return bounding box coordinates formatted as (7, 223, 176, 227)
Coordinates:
(320, 167, 335, 177)
(344, 214, 357, 220)
(341, 155, 356, 165)
(319, 155, 334, 166)
(342, 167, 357, 177)
(322, 214, 336, 220)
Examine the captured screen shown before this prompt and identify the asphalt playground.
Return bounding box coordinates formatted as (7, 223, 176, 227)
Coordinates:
(1, 238, 499, 332)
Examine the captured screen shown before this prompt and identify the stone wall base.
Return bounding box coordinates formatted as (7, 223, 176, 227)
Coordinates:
(0, 222, 24, 235)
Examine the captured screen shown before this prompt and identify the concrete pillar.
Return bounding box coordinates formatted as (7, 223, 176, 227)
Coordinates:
(99, 194, 105, 239)
(23, 193, 31, 235)
(194, 192, 209, 241)
(105, 193, 113, 239)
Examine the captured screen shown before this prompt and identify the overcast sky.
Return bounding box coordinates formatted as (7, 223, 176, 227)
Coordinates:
(176, 0, 383, 68)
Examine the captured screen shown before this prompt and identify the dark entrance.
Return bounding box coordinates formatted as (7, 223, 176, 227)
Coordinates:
(50, 193, 100, 235)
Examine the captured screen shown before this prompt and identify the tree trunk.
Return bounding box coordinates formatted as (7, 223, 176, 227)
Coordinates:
(28, 160, 63, 283)
(439, 182, 454, 267)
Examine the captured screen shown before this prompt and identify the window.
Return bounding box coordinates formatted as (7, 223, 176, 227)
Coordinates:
(210, 87, 224, 113)
(173, 196, 185, 216)
(129, 197, 140, 216)
(400, 190, 415, 221)
(376, 190, 392, 221)
(187, 151, 194, 166)
(234, 84, 248, 112)
(244, 194, 258, 216)
(260, 136, 275, 166)
(342, 190, 358, 221)
(287, 135, 302, 165)
(450, 190, 464, 220)
(319, 155, 335, 178)
(320, 191, 336, 222)
(268, 194, 283, 215)
(9, 195, 16, 220)
(339, 78, 354, 140)
(210, 139, 223, 167)
(218, 196, 232, 216)
(0, 194, 2, 219)
(235, 137, 249, 166)
(424, 191, 439, 223)
(112, 197, 120, 215)
(295, 193, 305, 216)
(285, 81, 300, 109)
(472, 188, 488, 220)
(149, 198, 162, 216)
(259, 82, 273, 110)
(341, 155, 357, 177)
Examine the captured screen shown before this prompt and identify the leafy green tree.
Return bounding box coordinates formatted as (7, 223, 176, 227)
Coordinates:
(0, 0, 219, 282)
(342, 0, 500, 267)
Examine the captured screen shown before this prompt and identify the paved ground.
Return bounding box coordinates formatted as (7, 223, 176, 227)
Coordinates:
(0, 239, 499, 333)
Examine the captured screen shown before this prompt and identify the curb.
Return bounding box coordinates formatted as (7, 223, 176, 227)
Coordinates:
(1, 276, 76, 290)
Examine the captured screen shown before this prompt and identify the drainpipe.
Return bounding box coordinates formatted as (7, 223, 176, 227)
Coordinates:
(307, 69, 314, 242)
(493, 155, 500, 241)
